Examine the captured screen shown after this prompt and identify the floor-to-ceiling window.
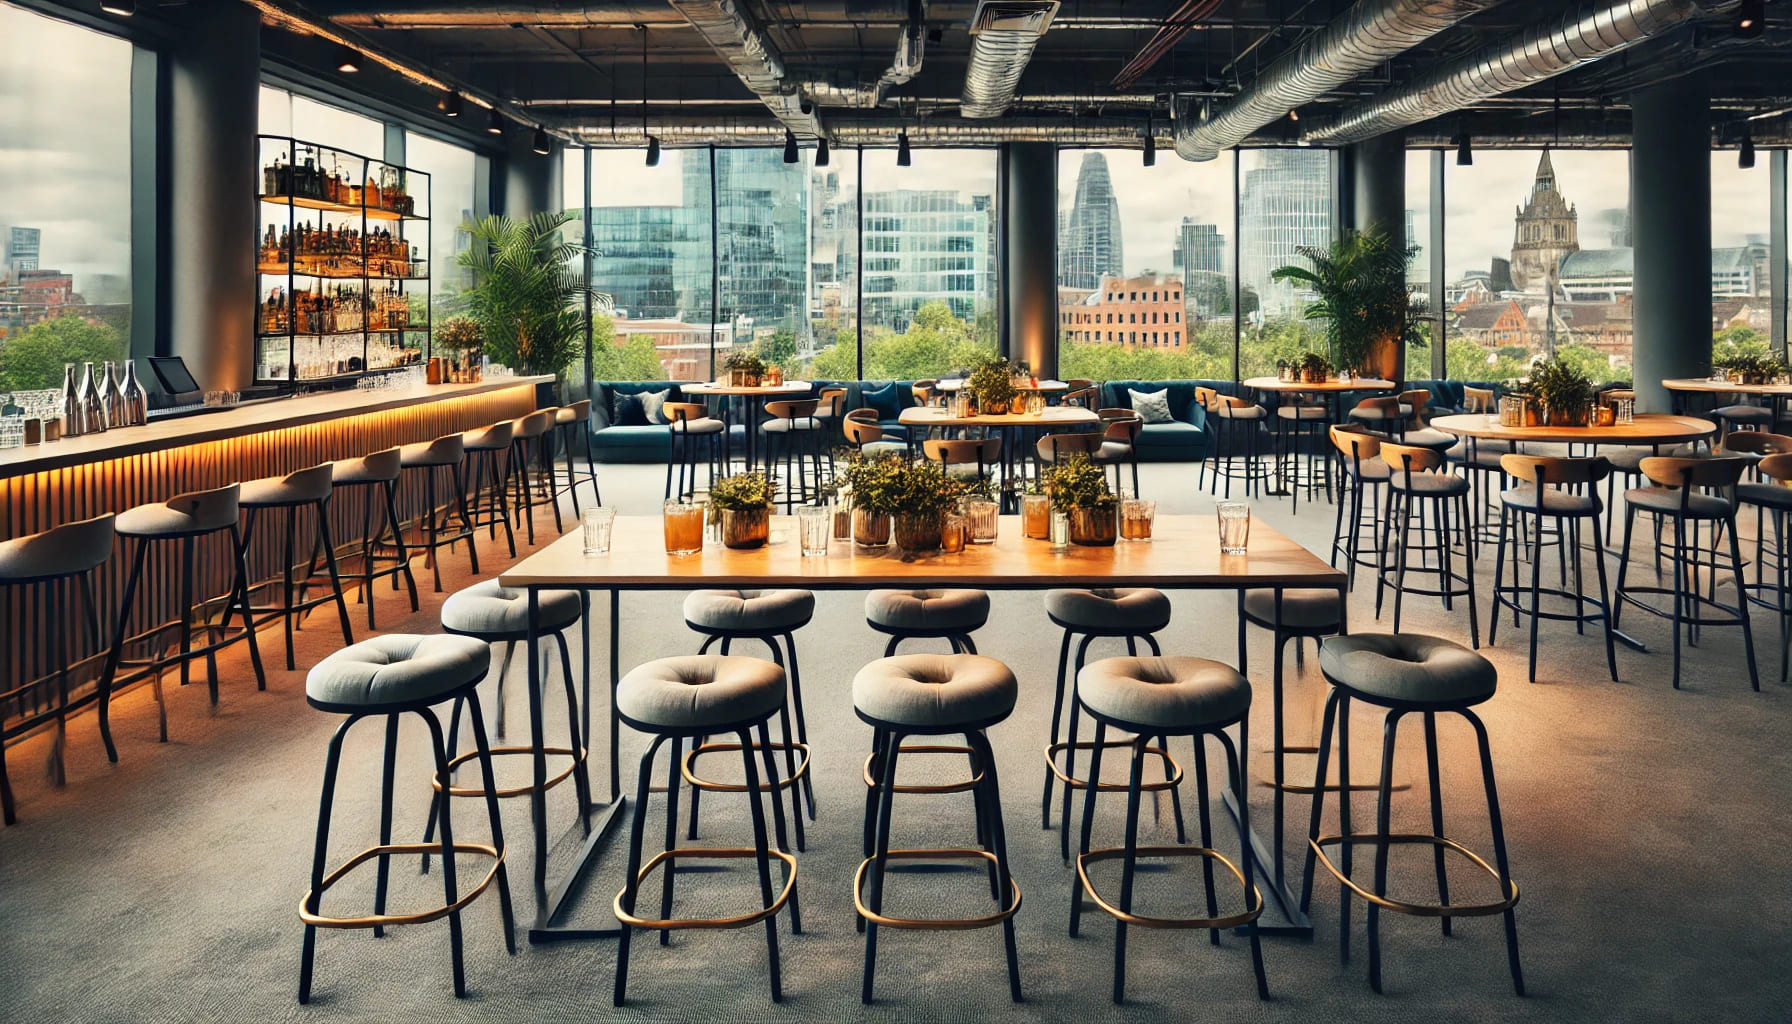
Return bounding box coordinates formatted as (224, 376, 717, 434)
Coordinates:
(1236, 149, 1337, 378)
(1406, 149, 1437, 378)
(1054, 148, 1233, 382)
(1711, 151, 1774, 361)
(802, 146, 858, 380)
(0, 2, 135, 392)
(403, 131, 479, 326)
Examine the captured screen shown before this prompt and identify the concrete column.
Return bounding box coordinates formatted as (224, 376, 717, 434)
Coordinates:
(500, 132, 560, 219)
(1346, 131, 1407, 381)
(166, 4, 259, 390)
(1632, 76, 1712, 413)
(999, 142, 1057, 378)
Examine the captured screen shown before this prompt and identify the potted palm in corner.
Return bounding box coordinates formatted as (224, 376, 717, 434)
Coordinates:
(1270, 227, 1422, 381)
(457, 211, 590, 403)
(708, 471, 777, 549)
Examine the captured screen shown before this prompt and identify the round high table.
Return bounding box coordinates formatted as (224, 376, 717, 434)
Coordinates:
(1662, 377, 1789, 430)
(680, 380, 813, 473)
(897, 404, 1100, 509)
(1241, 377, 1396, 498)
(933, 378, 1071, 393)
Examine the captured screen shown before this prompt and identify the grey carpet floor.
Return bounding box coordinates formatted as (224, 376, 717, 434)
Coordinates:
(2, 461, 1789, 1023)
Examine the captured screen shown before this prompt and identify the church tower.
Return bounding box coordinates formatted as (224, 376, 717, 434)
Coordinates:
(1509, 150, 1579, 292)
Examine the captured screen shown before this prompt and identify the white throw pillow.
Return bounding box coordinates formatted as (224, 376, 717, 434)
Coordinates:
(1128, 388, 1173, 424)
(639, 390, 669, 425)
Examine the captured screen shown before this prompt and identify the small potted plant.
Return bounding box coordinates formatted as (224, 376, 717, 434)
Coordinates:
(1529, 355, 1596, 427)
(708, 471, 776, 549)
(1298, 351, 1334, 384)
(722, 350, 767, 387)
(1043, 452, 1119, 546)
(1715, 351, 1784, 385)
(436, 315, 483, 382)
(841, 452, 965, 556)
(841, 451, 899, 549)
(967, 356, 1019, 415)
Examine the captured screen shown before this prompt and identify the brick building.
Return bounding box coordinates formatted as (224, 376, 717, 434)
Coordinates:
(1060, 273, 1187, 349)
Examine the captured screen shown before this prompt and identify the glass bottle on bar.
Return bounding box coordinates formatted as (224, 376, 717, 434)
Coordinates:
(100, 359, 125, 428)
(120, 359, 148, 426)
(79, 361, 106, 433)
(61, 362, 83, 438)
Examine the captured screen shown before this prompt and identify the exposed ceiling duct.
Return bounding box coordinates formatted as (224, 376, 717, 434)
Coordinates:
(961, 0, 1060, 118)
(797, 0, 925, 109)
(667, 0, 824, 137)
(1302, 0, 1701, 144)
(569, 114, 1149, 146)
(1172, 0, 1506, 161)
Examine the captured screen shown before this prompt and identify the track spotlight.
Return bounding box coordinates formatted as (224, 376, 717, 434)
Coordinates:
(815, 137, 830, 167)
(1289, 108, 1299, 122)
(334, 44, 361, 73)
(897, 130, 911, 167)
(783, 129, 799, 164)
(532, 127, 552, 156)
(1455, 132, 1473, 167)
(1740, 131, 1757, 169)
(99, 0, 134, 15)
(443, 92, 462, 118)
(645, 136, 661, 167)
(486, 108, 504, 135)
(1737, 0, 1765, 38)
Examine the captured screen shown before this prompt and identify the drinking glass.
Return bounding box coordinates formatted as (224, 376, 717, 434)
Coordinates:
(831, 494, 854, 541)
(663, 499, 705, 555)
(0, 417, 23, 449)
(941, 514, 968, 554)
(1217, 501, 1251, 555)
(1050, 510, 1070, 551)
(797, 505, 832, 556)
(581, 506, 616, 556)
(1023, 493, 1052, 539)
(1121, 498, 1156, 541)
(965, 498, 999, 544)
(1025, 392, 1045, 415)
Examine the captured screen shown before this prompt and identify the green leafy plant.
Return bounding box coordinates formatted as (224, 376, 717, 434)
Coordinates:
(966, 355, 1018, 412)
(1042, 452, 1116, 514)
(457, 211, 589, 379)
(1269, 227, 1422, 375)
(722, 350, 767, 375)
(841, 452, 967, 518)
(707, 471, 777, 512)
(1714, 350, 1785, 383)
(435, 315, 482, 356)
(1528, 355, 1596, 421)
(1297, 351, 1334, 380)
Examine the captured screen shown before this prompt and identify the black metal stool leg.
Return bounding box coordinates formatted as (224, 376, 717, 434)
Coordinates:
(371, 715, 401, 938)
(1465, 709, 1524, 996)
(613, 734, 667, 1006)
(861, 730, 902, 1004)
(1367, 709, 1404, 993)
(659, 735, 683, 946)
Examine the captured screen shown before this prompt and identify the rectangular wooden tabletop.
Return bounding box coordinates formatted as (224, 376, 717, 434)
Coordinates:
(896, 406, 1099, 428)
(498, 513, 1344, 590)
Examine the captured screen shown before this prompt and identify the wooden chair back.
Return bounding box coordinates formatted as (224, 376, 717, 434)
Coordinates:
(1757, 452, 1792, 484)
(1463, 386, 1496, 414)
(1639, 456, 1750, 490)
(1380, 440, 1445, 474)
(1329, 424, 1381, 460)
(843, 416, 886, 447)
(765, 399, 819, 420)
(1037, 432, 1102, 461)
(924, 437, 1001, 470)
(1499, 454, 1611, 487)
(664, 401, 708, 425)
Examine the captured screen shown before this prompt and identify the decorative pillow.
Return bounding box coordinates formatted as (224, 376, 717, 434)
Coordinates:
(610, 391, 649, 427)
(638, 390, 669, 425)
(1128, 388, 1174, 424)
(862, 381, 901, 421)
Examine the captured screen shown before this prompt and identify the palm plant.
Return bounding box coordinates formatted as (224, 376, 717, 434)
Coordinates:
(457, 211, 591, 380)
(1270, 227, 1423, 376)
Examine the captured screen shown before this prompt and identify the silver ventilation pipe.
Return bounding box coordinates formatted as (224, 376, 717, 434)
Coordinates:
(1172, 0, 1506, 162)
(569, 115, 1150, 146)
(668, 0, 825, 137)
(1303, 0, 1701, 145)
(962, 0, 1061, 119)
(797, 0, 926, 109)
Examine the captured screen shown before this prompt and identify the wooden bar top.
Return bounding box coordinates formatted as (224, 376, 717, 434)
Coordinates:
(897, 406, 1099, 428)
(0, 375, 551, 478)
(500, 513, 1344, 591)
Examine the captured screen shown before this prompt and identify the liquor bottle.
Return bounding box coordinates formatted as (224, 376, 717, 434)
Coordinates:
(100, 360, 125, 429)
(61, 363, 84, 438)
(79, 362, 106, 434)
(120, 359, 149, 427)
(365, 173, 381, 211)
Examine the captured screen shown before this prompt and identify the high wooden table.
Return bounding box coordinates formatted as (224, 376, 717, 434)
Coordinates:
(934, 378, 1071, 393)
(898, 405, 1100, 506)
(1428, 412, 1717, 446)
(1242, 378, 1397, 498)
(679, 380, 814, 472)
(498, 512, 1346, 941)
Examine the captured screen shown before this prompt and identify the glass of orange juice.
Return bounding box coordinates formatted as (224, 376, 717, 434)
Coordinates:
(663, 499, 705, 555)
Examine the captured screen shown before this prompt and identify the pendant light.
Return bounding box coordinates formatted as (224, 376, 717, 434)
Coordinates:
(783, 129, 799, 164)
(1455, 132, 1472, 166)
(642, 27, 660, 167)
(1143, 115, 1156, 167)
(334, 44, 361, 74)
(443, 92, 462, 118)
(99, 0, 133, 15)
(1737, 0, 1765, 38)
(815, 136, 830, 167)
(1740, 131, 1757, 169)
(486, 107, 504, 135)
(897, 129, 911, 167)
(532, 126, 552, 156)
(646, 137, 661, 167)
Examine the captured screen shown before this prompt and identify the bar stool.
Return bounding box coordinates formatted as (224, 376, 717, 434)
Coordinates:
(865, 589, 990, 655)
(239, 463, 356, 671)
(0, 514, 113, 824)
(462, 420, 517, 559)
(1738, 451, 1792, 682)
(1093, 410, 1143, 497)
(421, 580, 592, 863)
(553, 400, 602, 514)
(1300, 633, 1523, 995)
(924, 436, 1000, 485)
(1210, 396, 1271, 499)
(1038, 588, 1181, 863)
(1068, 656, 1268, 1003)
(507, 409, 561, 544)
(1614, 455, 1758, 690)
(1712, 399, 1773, 440)
(398, 433, 479, 592)
(1393, 390, 1459, 452)
(1193, 385, 1222, 492)
(853, 653, 1023, 1003)
(684, 589, 818, 834)
(1238, 586, 1343, 888)
(1034, 432, 1103, 495)
(1329, 426, 1391, 591)
(1348, 394, 1409, 436)
(1376, 441, 1480, 647)
(664, 401, 724, 501)
(297, 634, 516, 1004)
(98, 484, 266, 744)
(612, 655, 801, 1006)
(1274, 398, 1331, 511)
(326, 447, 419, 631)
(1490, 454, 1619, 683)
(844, 410, 906, 456)
(815, 388, 849, 485)
(762, 399, 823, 511)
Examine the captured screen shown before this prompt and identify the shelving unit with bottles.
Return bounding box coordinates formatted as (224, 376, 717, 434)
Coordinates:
(255, 135, 431, 385)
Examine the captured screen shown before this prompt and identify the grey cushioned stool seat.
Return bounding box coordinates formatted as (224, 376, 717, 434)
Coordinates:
(1624, 486, 1731, 518)
(1242, 588, 1342, 629)
(116, 483, 241, 537)
(866, 589, 991, 632)
(0, 513, 113, 580)
(852, 653, 1017, 728)
(332, 446, 403, 484)
(1390, 470, 1471, 496)
(1045, 588, 1171, 632)
(442, 579, 581, 637)
(1077, 656, 1251, 730)
(1714, 403, 1773, 424)
(306, 633, 490, 709)
(686, 589, 815, 633)
(1501, 485, 1599, 515)
(400, 434, 464, 467)
(617, 654, 786, 730)
(240, 463, 334, 507)
(1737, 482, 1792, 510)
(1318, 633, 1496, 707)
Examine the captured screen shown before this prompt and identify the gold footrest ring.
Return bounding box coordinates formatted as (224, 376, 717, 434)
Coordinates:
(853, 849, 1023, 930)
(862, 744, 984, 794)
(613, 847, 798, 930)
(430, 745, 586, 798)
(683, 741, 811, 793)
(1076, 846, 1263, 930)
(300, 842, 503, 929)
(1045, 740, 1184, 792)
(1308, 833, 1520, 918)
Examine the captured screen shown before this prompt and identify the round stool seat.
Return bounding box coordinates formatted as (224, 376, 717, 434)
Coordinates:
(1738, 482, 1792, 511)
(670, 417, 725, 435)
(617, 654, 785, 730)
(442, 579, 581, 637)
(1044, 588, 1171, 633)
(852, 653, 1017, 729)
(400, 435, 464, 467)
(685, 589, 815, 632)
(1077, 656, 1251, 730)
(1501, 485, 1600, 515)
(1319, 633, 1496, 708)
(1400, 428, 1460, 450)
(1714, 404, 1773, 424)
(761, 418, 817, 434)
(1624, 486, 1732, 519)
(306, 633, 490, 709)
(1390, 471, 1471, 496)
(1215, 404, 1266, 421)
(463, 422, 515, 451)
(866, 589, 990, 633)
(1242, 588, 1342, 629)
(116, 485, 240, 538)
(1276, 405, 1328, 421)
(332, 447, 402, 485)
(240, 464, 334, 507)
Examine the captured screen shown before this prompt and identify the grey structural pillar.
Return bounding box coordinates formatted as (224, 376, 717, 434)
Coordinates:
(166, 4, 260, 390)
(999, 142, 1057, 378)
(1344, 131, 1408, 381)
(500, 130, 560, 220)
(1632, 75, 1712, 413)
